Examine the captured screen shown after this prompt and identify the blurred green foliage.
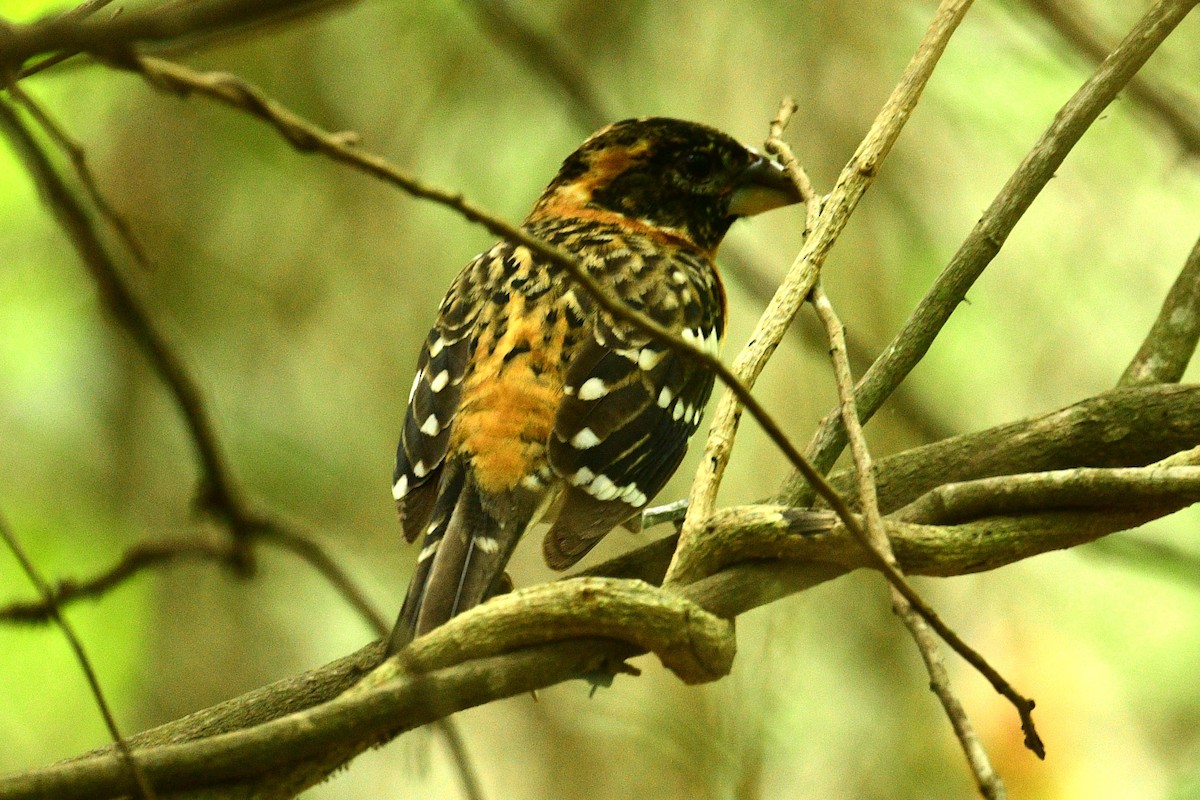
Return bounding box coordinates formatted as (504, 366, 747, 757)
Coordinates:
(1, 0, 1199, 797)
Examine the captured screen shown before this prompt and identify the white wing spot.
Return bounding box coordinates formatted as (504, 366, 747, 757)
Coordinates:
(392, 474, 409, 500)
(578, 377, 608, 401)
(417, 538, 440, 562)
(638, 348, 666, 370)
(672, 401, 685, 421)
(429, 370, 450, 393)
(615, 346, 641, 362)
(705, 328, 723, 356)
(473, 535, 500, 554)
(671, 270, 687, 284)
(657, 387, 673, 409)
(620, 483, 648, 507)
(420, 414, 441, 436)
(520, 473, 543, 491)
(588, 474, 620, 501)
(570, 467, 595, 487)
(571, 427, 602, 449)
(413, 460, 429, 478)
(428, 336, 447, 358)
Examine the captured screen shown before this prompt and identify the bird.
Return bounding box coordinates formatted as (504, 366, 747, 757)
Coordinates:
(387, 117, 801, 653)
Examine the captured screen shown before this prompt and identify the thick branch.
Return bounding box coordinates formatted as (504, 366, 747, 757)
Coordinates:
(7, 452, 1197, 799)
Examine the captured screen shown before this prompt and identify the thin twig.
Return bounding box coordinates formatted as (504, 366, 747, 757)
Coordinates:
(5, 80, 152, 270)
(0, 91, 250, 565)
(0, 535, 233, 623)
(14, 0, 119, 79)
(0, 508, 156, 800)
(1120, 232, 1200, 385)
(667, 0, 975, 588)
(1025, 0, 1200, 159)
(813, 284, 1011, 795)
(788, 0, 1200, 504)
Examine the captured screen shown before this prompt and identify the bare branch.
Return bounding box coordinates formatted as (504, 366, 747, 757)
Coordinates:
(0, 0, 351, 73)
(668, 0, 975, 588)
(7, 446, 1198, 799)
(5, 81, 151, 268)
(0, 535, 232, 623)
(1121, 233, 1200, 385)
(1025, 0, 1200, 159)
(813, 283, 1020, 791)
(787, 0, 1200, 505)
(894, 465, 1200, 525)
(0, 86, 388, 642)
(0, 508, 155, 800)
(14, 0, 118, 78)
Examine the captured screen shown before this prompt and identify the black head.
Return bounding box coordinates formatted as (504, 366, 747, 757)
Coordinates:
(530, 117, 800, 252)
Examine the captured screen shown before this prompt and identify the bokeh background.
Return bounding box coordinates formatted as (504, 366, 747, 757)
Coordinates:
(2, 1, 1200, 797)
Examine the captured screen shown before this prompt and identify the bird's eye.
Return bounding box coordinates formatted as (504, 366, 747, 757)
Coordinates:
(680, 151, 718, 182)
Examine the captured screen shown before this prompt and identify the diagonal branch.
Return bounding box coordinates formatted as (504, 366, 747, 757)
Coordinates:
(0, 509, 155, 800)
(1120, 232, 1200, 385)
(667, 0, 975, 587)
(787, 0, 1200, 505)
(812, 283, 1014, 795)
(1025, 0, 1200, 159)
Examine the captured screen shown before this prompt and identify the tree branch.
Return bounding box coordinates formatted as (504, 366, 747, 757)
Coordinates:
(0, 509, 155, 799)
(786, 0, 1200, 505)
(6, 460, 1196, 798)
(1025, 0, 1200, 159)
(668, 0, 976, 587)
(812, 283, 1012, 795)
(1120, 232, 1200, 385)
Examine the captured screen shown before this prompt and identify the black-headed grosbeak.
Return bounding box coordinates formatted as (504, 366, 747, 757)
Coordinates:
(388, 117, 800, 651)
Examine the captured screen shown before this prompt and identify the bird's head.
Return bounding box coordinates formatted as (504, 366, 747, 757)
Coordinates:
(529, 117, 802, 253)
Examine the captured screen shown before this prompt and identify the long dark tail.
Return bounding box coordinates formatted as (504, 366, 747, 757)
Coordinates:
(387, 468, 523, 654)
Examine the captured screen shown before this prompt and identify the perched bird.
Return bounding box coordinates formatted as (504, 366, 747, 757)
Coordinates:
(388, 117, 800, 652)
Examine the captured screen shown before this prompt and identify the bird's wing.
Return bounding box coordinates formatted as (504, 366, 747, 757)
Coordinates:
(391, 249, 486, 542)
(545, 251, 723, 569)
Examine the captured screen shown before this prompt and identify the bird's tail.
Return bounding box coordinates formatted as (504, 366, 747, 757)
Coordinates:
(387, 466, 523, 654)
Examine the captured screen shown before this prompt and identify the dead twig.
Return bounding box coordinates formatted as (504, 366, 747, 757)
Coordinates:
(813, 283, 1013, 795)
(788, 0, 1200, 504)
(0, 507, 156, 800)
(668, 0, 976, 587)
(1120, 232, 1200, 385)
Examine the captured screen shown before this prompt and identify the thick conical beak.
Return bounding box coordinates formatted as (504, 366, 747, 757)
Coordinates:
(727, 154, 803, 217)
